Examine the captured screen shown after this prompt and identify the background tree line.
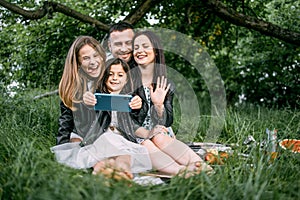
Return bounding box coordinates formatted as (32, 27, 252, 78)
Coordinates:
(0, 0, 299, 108)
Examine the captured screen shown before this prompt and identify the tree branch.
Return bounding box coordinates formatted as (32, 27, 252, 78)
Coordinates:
(0, 0, 46, 19)
(124, 0, 161, 25)
(33, 89, 58, 100)
(0, 0, 109, 31)
(50, 2, 109, 31)
(205, 0, 300, 45)
(1, 0, 299, 45)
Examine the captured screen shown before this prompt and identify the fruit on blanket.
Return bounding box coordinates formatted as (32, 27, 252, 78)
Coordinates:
(279, 139, 300, 153)
(204, 151, 229, 165)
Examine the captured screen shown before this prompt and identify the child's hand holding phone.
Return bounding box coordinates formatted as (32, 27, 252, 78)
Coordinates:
(129, 95, 142, 110)
(83, 91, 97, 106)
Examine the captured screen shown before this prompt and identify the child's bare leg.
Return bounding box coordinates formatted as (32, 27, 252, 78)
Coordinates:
(142, 139, 184, 175)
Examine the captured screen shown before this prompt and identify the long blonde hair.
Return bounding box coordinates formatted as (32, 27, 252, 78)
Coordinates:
(59, 36, 106, 110)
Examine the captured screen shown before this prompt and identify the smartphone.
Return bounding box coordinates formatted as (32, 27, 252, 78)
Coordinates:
(94, 93, 132, 112)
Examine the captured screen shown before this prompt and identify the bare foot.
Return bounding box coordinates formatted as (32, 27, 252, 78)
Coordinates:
(92, 157, 133, 180)
(92, 158, 113, 175)
(178, 161, 215, 178)
(114, 155, 133, 179)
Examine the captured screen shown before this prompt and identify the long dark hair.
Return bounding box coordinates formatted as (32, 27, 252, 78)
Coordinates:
(99, 58, 133, 94)
(132, 31, 167, 89)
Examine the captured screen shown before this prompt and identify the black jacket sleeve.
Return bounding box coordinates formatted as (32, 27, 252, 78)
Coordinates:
(56, 101, 74, 145)
(133, 82, 175, 129)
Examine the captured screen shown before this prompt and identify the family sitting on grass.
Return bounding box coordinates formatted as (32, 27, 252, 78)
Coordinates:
(51, 22, 214, 181)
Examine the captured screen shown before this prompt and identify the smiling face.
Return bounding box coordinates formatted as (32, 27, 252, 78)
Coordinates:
(133, 34, 155, 67)
(78, 44, 102, 78)
(106, 63, 128, 94)
(108, 29, 135, 63)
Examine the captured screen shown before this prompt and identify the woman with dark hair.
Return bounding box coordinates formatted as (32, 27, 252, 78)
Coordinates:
(130, 31, 214, 177)
(131, 30, 172, 130)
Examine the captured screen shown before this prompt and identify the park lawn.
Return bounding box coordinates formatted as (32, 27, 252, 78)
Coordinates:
(0, 91, 299, 200)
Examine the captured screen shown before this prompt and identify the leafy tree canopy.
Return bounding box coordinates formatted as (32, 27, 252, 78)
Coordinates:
(0, 0, 299, 107)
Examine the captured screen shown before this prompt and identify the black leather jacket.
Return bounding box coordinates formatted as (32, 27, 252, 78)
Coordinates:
(57, 101, 74, 145)
(117, 83, 175, 142)
(133, 83, 175, 128)
(56, 97, 142, 145)
(57, 101, 111, 146)
(56, 83, 175, 145)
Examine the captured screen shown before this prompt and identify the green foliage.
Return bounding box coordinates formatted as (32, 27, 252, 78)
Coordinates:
(0, 0, 299, 107)
(224, 0, 300, 108)
(232, 36, 299, 107)
(0, 90, 299, 199)
(266, 0, 300, 31)
(0, 1, 299, 199)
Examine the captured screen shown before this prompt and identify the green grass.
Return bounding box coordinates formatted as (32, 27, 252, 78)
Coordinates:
(0, 90, 299, 200)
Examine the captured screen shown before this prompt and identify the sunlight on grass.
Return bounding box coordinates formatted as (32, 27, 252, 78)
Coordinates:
(0, 90, 299, 199)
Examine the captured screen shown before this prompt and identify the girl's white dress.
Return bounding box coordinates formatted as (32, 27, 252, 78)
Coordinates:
(51, 111, 152, 173)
